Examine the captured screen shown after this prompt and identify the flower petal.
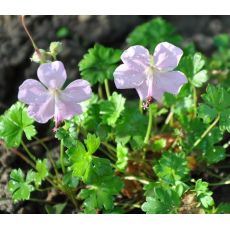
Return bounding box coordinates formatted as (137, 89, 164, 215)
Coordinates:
(136, 80, 148, 100)
(27, 97, 55, 123)
(154, 42, 183, 71)
(114, 64, 146, 89)
(62, 79, 92, 103)
(136, 79, 164, 102)
(156, 71, 188, 96)
(54, 93, 83, 124)
(121, 45, 150, 72)
(37, 61, 67, 89)
(18, 79, 49, 105)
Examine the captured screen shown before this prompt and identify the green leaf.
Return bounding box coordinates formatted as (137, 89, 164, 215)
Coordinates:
(8, 169, 34, 202)
(152, 138, 167, 151)
(202, 84, 230, 112)
(193, 53, 205, 73)
(84, 133, 100, 155)
(33, 159, 49, 187)
(67, 142, 92, 182)
(79, 175, 123, 212)
(67, 135, 101, 182)
(179, 53, 208, 88)
(214, 34, 230, 50)
(56, 26, 71, 38)
(219, 108, 230, 132)
(100, 92, 125, 127)
(154, 152, 189, 184)
(78, 155, 123, 213)
(45, 203, 67, 214)
(194, 179, 214, 209)
(79, 44, 122, 85)
(198, 103, 218, 124)
(203, 146, 226, 164)
(192, 70, 208, 88)
(115, 106, 148, 150)
(55, 126, 77, 148)
(116, 143, 128, 172)
(127, 17, 182, 52)
(216, 203, 230, 214)
(0, 102, 37, 147)
(82, 95, 102, 132)
(63, 172, 79, 188)
(87, 157, 114, 184)
(142, 186, 180, 214)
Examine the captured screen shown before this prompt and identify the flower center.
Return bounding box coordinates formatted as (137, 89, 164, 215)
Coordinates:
(49, 88, 61, 98)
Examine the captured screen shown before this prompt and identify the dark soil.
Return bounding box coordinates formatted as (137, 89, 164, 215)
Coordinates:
(1, 15, 230, 214)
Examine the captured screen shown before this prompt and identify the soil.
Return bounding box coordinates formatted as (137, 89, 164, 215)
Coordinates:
(1, 15, 230, 214)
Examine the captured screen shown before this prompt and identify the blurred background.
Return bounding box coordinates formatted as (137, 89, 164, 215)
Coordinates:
(1, 15, 230, 114)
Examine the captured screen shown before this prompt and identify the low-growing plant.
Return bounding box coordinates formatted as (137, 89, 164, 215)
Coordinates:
(1, 16, 230, 214)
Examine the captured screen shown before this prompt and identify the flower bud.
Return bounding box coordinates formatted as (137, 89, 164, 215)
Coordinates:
(30, 49, 51, 63)
(49, 42, 63, 58)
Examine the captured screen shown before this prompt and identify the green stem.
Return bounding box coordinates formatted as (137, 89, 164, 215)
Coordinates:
(224, 140, 230, 149)
(101, 142, 116, 153)
(21, 140, 36, 162)
(60, 140, 65, 174)
(165, 108, 174, 125)
(104, 79, 111, 98)
(160, 107, 174, 133)
(123, 176, 150, 185)
(139, 100, 143, 114)
(209, 179, 230, 186)
(98, 84, 104, 99)
(144, 108, 153, 144)
(10, 146, 35, 168)
(100, 147, 116, 162)
(191, 114, 220, 150)
(192, 86, 197, 118)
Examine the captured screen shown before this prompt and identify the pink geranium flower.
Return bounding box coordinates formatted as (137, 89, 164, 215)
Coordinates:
(113, 42, 187, 108)
(18, 61, 92, 127)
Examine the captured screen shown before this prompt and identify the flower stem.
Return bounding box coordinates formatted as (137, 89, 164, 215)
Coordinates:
(139, 100, 143, 114)
(98, 84, 104, 99)
(60, 140, 65, 174)
(192, 86, 197, 118)
(160, 107, 174, 133)
(20, 15, 45, 63)
(144, 108, 153, 144)
(21, 140, 36, 162)
(104, 79, 111, 98)
(191, 114, 220, 150)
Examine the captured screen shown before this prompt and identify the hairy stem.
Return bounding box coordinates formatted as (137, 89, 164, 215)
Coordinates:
(20, 15, 45, 63)
(144, 108, 153, 144)
(21, 140, 36, 162)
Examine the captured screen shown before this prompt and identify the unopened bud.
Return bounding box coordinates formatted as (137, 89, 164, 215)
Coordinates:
(49, 42, 63, 58)
(30, 49, 50, 63)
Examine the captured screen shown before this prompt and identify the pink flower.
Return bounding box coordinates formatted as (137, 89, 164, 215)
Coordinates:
(18, 61, 92, 127)
(113, 42, 187, 107)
